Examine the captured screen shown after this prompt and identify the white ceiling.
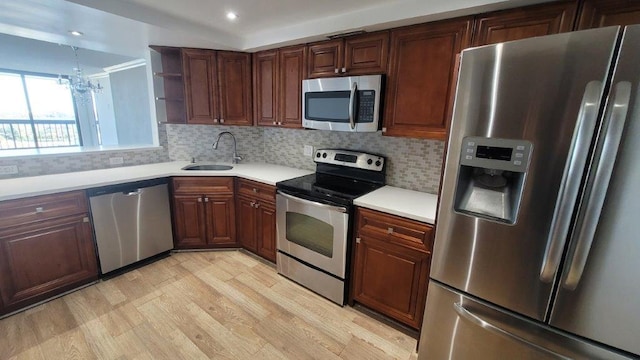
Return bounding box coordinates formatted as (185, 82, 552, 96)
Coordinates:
(0, 0, 553, 58)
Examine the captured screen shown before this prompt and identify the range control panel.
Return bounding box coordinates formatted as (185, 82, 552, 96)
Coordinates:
(314, 149, 385, 172)
(460, 137, 533, 173)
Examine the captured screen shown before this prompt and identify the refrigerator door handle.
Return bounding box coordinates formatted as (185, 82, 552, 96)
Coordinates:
(540, 81, 603, 283)
(563, 81, 632, 290)
(453, 302, 571, 360)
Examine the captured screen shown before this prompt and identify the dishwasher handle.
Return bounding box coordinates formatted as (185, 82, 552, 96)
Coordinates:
(124, 190, 142, 196)
(87, 177, 169, 197)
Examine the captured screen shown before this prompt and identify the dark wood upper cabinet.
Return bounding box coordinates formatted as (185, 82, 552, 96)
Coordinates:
(384, 17, 472, 140)
(307, 32, 389, 78)
(182, 49, 219, 125)
(253, 50, 278, 126)
(181, 49, 251, 126)
(307, 39, 343, 78)
(217, 51, 253, 126)
(279, 45, 307, 128)
(343, 32, 390, 75)
(150, 46, 186, 124)
(472, 1, 579, 46)
(576, 0, 640, 29)
(253, 45, 306, 128)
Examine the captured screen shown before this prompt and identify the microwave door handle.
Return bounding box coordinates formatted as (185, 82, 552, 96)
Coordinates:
(348, 82, 357, 130)
(563, 81, 631, 290)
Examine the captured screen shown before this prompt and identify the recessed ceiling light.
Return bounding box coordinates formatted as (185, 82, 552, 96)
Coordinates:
(226, 11, 238, 20)
(69, 30, 84, 36)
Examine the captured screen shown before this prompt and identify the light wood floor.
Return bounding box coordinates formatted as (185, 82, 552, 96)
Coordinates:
(0, 250, 418, 359)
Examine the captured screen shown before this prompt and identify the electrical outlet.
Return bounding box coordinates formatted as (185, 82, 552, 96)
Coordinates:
(0, 165, 18, 175)
(109, 157, 124, 166)
(304, 145, 313, 157)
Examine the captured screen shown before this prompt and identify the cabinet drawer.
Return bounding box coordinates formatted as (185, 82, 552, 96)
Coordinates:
(356, 207, 433, 253)
(236, 178, 276, 203)
(172, 177, 234, 195)
(0, 191, 88, 229)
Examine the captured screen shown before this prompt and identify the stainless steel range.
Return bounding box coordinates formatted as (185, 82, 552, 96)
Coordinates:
(276, 149, 386, 305)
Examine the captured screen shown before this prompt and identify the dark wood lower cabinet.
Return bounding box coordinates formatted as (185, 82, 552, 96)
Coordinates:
(0, 214, 98, 315)
(171, 177, 237, 249)
(236, 179, 277, 263)
(351, 208, 433, 330)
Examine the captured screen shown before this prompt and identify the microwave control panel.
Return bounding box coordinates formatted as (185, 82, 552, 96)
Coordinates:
(358, 90, 376, 123)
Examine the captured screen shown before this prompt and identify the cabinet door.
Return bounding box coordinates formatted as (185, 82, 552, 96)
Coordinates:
(344, 31, 389, 75)
(205, 194, 237, 246)
(182, 49, 219, 124)
(172, 194, 207, 248)
(307, 39, 343, 78)
(576, 0, 640, 29)
(256, 201, 277, 263)
(472, 1, 578, 46)
(384, 18, 472, 139)
(0, 215, 98, 314)
(279, 45, 307, 128)
(352, 234, 430, 329)
(217, 51, 252, 126)
(253, 50, 279, 126)
(236, 196, 257, 252)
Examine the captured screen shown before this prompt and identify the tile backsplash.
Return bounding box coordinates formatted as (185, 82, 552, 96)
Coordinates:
(1, 123, 444, 194)
(0, 125, 170, 179)
(261, 128, 444, 194)
(167, 124, 444, 194)
(165, 124, 265, 163)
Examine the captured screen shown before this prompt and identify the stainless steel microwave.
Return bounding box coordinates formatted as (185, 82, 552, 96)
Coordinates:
(302, 75, 383, 132)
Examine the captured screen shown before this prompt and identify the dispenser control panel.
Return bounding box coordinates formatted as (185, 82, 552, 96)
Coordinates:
(460, 137, 533, 173)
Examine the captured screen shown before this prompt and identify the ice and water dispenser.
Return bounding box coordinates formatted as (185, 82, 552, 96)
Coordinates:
(453, 137, 532, 224)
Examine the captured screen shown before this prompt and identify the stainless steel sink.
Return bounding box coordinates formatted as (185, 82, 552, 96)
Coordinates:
(181, 164, 233, 171)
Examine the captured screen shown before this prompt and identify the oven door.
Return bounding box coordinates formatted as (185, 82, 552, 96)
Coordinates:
(276, 191, 349, 278)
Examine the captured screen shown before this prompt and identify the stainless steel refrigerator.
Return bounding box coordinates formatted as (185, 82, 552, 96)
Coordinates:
(419, 25, 640, 359)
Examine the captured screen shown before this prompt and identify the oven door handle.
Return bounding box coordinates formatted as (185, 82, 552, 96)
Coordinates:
(277, 191, 348, 213)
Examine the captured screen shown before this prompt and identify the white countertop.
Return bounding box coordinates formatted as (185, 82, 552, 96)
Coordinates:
(0, 161, 438, 224)
(0, 162, 312, 202)
(354, 186, 438, 224)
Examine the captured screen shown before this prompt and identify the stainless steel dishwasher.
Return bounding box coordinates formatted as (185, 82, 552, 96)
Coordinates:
(87, 178, 174, 274)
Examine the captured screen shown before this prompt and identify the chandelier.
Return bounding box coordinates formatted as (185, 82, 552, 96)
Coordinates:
(58, 46, 103, 101)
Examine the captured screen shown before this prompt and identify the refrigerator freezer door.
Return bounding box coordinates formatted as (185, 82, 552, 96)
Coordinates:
(431, 27, 620, 320)
(551, 25, 640, 357)
(418, 281, 633, 360)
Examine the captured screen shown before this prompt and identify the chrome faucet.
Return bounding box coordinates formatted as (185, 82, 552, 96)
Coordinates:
(212, 131, 242, 164)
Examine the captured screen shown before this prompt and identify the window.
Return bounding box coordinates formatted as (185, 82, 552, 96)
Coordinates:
(0, 70, 82, 150)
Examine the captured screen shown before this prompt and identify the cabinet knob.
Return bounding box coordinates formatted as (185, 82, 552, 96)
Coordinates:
(356, 237, 361, 244)
(220, 119, 225, 124)
(381, 127, 387, 133)
(213, 119, 219, 123)
(204, 197, 209, 202)
(334, 68, 339, 74)
(253, 188, 258, 193)
(197, 197, 203, 203)
(35, 207, 44, 213)
(387, 227, 394, 234)
(254, 202, 260, 209)
(250, 201, 256, 207)
(273, 121, 277, 125)
(341, 67, 347, 73)
(83, 217, 90, 223)
(278, 122, 282, 126)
